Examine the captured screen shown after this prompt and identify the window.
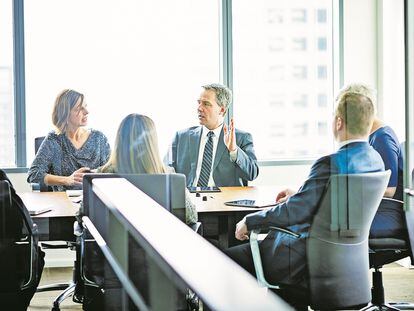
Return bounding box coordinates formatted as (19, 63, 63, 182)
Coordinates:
(317, 65, 328, 79)
(233, 0, 334, 160)
(0, 0, 15, 167)
(293, 66, 307, 79)
(317, 93, 328, 107)
(24, 0, 220, 163)
(317, 9, 327, 23)
(317, 37, 327, 51)
(293, 94, 308, 108)
(292, 38, 307, 51)
(269, 37, 284, 52)
(292, 9, 307, 23)
(268, 8, 284, 24)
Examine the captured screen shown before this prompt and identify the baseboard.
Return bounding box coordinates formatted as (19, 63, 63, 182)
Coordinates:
(43, 247, 76, 268)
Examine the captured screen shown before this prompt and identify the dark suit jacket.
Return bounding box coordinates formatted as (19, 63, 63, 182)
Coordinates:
(169, 126, 259, 186)
(245, 142, 385, 285)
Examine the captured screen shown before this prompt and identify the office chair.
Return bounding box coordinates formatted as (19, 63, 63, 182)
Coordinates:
(249, 171, 390, 310)
(0, 180, 40, 309)
(361, 198, 414, 311)
(78, 173, 202, 309)
(31, 136, 53, 192)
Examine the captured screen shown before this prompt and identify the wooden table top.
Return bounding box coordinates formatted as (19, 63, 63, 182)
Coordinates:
(19, 186, 280, 218)
(19, 191, 79, 218)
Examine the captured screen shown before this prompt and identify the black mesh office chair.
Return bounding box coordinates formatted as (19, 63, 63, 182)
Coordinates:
(361, 198, 414, 310)
(249, 171, 390, 310)
(0, 180, 41, 309)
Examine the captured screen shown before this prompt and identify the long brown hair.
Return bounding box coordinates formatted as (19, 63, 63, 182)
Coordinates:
(101, 113, 165, 174)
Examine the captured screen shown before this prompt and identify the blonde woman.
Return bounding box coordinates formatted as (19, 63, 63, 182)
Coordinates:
(99, 113, 198, 225)
(27, 89, 110, 191)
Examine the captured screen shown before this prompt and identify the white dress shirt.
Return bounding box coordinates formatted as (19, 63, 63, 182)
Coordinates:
(193, 125, 223, 186)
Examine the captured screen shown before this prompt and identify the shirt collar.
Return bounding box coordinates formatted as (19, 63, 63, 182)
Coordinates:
(202, 124, 223, 139)
(338, 138, 366, 149)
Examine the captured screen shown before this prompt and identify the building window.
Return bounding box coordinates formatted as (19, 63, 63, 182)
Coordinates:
(317, 93, 328, 107)
(292, 37, 307, 51)
(317, 37, 327, 51)
(291, 9, 307, 23)
(317, 9, 327, 23)
(293, 94, 308, 108)
(269, 37, 284, 52)
(268, 8, 284, 24)
(269, 65, 285, 80)
(318, 121, 328, 135)
(293, 66, 307, 79)
(317, 65, 327, 79)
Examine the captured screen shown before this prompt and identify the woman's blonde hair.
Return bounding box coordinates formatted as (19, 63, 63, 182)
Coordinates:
(52, 89, 84, 134)
(101, 113, 165, 174)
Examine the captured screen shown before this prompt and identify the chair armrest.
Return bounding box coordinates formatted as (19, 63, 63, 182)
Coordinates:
(268, 226, 301, 238)
(250, 229, 279, 289)
(382, 197, 404, 204)
(250, 226, 300, 289)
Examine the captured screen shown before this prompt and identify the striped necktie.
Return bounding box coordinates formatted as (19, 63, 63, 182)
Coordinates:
(197, 131, 214, 187)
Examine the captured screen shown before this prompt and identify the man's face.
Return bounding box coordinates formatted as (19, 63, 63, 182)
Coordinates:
(197, 89, 225, 130)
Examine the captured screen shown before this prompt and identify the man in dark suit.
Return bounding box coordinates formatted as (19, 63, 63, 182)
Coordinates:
(0, 169, 44, 310)
(168, 83, 259, 187)
(226, 91, 385, 288)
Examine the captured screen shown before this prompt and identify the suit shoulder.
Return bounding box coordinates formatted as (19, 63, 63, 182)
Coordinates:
(234, 128, 251, 136)
(176, 126, 200, 136)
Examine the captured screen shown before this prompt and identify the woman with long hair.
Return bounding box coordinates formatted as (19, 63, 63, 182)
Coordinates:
(99, 113, 197, 224)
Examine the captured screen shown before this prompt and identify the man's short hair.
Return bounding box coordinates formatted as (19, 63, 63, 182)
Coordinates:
(202, 83, 232, 111)
(336, 83, 377, 107)
(335, 92, 375, 136)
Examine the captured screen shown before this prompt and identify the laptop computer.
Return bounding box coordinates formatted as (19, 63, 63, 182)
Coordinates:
(224, 199, 278, 208)
(28, 206, 52, 216)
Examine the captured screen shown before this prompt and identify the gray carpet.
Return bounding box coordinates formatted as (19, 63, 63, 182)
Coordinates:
(29, 263, 414, 310)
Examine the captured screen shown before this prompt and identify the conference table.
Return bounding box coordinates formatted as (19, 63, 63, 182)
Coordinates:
(20, 186, 279, 248)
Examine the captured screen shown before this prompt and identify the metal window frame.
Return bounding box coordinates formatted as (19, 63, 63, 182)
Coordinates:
(404, 0, 414, 209)
(13, 0, 26, 169)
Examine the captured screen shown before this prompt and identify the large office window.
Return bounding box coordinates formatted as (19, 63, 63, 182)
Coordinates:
(0, 0, 15, 167)
(24, 0, 220, 163)
(232, 0, 334, 160)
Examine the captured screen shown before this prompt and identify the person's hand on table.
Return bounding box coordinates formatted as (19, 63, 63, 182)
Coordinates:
(235, 217, 249, 241)
(276, 188, 296, 203)
(66, 167, 90, 186)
